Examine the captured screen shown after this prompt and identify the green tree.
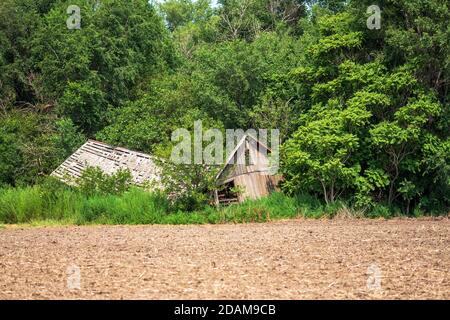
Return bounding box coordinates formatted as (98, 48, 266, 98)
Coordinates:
(31, 0, 174, 134)
(282, 7, 448, 211)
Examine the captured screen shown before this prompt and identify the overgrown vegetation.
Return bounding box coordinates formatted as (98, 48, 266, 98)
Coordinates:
(0, 179, 436, 225)
(76, 167, 133, 196)
(0, 0, 448, 223)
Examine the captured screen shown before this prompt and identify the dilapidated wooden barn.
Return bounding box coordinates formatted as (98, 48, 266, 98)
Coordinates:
(51, 140, 162, 187)
(52, 138, 281, 203)
(214, 134, 282, 205)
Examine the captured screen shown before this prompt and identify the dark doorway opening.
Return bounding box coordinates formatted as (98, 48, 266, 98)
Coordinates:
(217, 181, 239, 205)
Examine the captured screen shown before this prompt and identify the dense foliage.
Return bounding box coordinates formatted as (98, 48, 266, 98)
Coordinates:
(0, 0, 448, 218)
(0, 187, 411, 225)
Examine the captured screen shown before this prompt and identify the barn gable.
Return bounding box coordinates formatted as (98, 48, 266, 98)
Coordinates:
(216, 134, 273, 184)
(51, 140, 161, 187)
(215, 134, 282, 205)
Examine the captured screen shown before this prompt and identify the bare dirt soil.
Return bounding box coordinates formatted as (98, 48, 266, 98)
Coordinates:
(0, 218, 448, 299)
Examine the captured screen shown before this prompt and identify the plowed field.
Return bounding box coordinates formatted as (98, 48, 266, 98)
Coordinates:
(0, 218, 448, 299)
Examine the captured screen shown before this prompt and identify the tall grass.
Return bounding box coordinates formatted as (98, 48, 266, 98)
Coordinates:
(0, 185, 437, 226)
(0, 186, 172, 225)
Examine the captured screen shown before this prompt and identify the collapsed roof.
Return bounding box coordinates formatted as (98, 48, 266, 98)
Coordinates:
(51, 140, 161, 187)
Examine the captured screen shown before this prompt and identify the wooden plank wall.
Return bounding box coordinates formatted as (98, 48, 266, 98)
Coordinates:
(218, 138, 271, 184)
(234, 173, 282, 201)
(216, 135, 282, 202)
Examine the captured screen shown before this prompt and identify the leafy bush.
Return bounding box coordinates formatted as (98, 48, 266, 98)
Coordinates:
(170, 191, 210, 212)
(77, 167, 133, 196)
(368, 204, 392, 219)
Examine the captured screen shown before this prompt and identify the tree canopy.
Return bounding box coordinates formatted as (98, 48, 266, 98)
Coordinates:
(0, 0, 448, 213)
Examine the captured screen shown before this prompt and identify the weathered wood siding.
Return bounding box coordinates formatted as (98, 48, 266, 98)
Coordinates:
(216, 134, 283, 202)
(218, 138, 272, 184)
(234, 173, 282, 201)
